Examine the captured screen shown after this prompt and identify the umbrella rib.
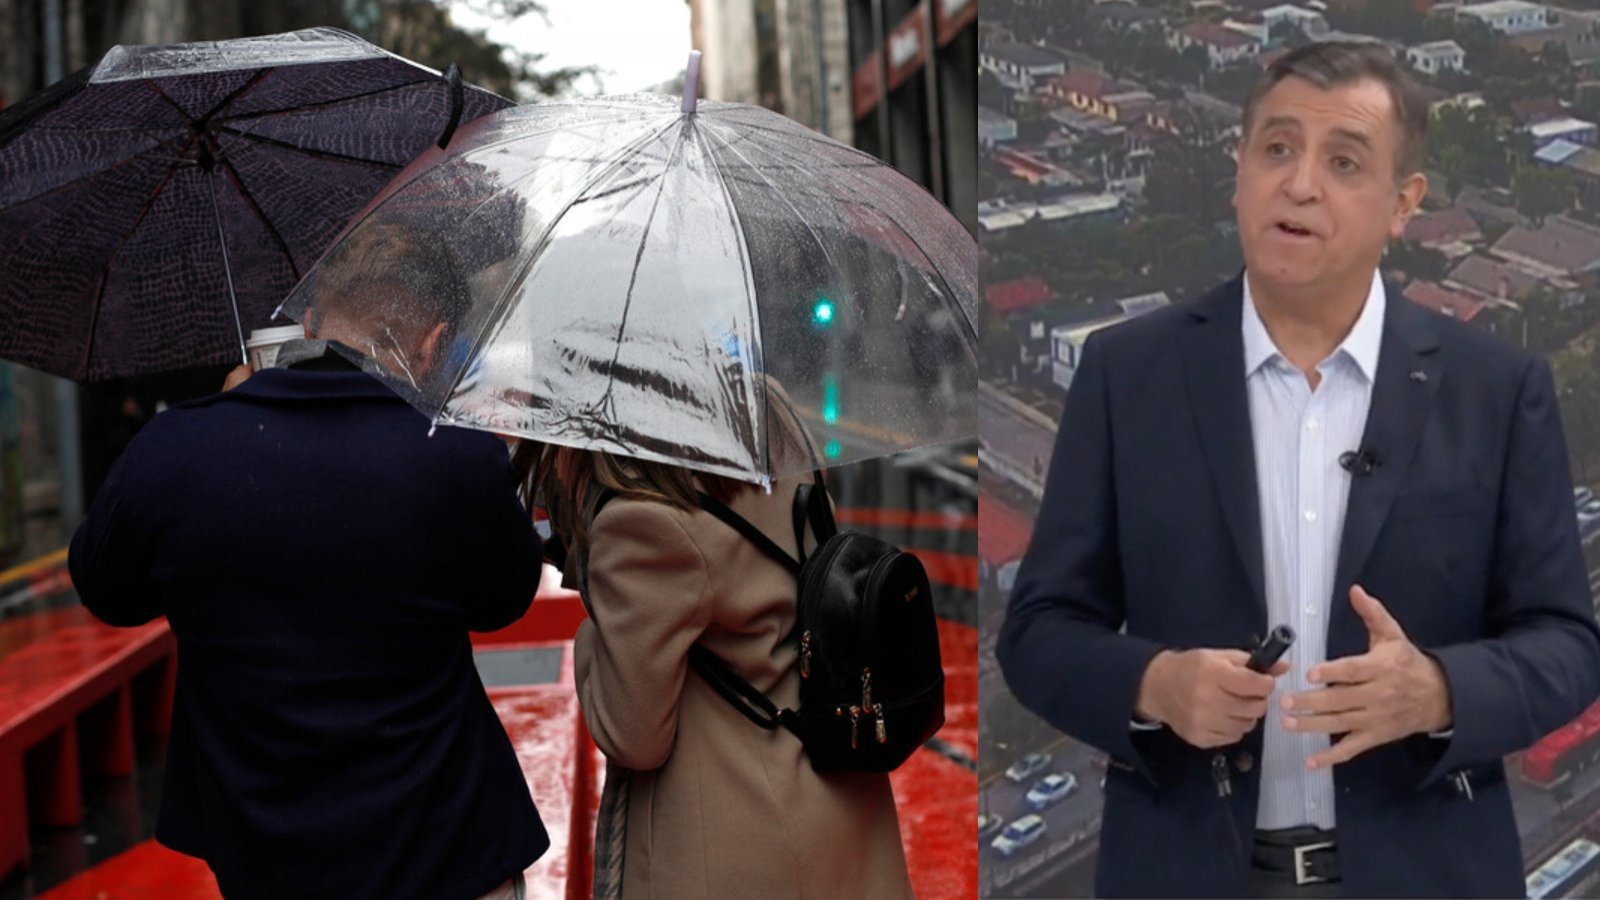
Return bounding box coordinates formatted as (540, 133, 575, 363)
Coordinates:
(700, 120, 847, 478)
(79, 129, 202, 379)
(701, 119, 847, 281)
(699, 123, 883, 171)
(216, 126, 403, 170)
(144, 82, 198, 126)
(708, 115, 891, 164)
(219, 77, 438, 123)
(200, 67, 276, 124)
(217, 154, 301, 283)
(600, 123, 690, 411)
(739, 132, 979, 350)
(432, 116, 684, 419)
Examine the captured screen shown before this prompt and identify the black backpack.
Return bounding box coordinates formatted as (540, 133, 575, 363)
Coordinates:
(688, 475, 945, 773)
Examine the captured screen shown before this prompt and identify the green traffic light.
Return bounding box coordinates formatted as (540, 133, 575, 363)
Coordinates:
(812, 298, 835, 327)
(822, 374, 839, 424)
(825, 440, 842, 459)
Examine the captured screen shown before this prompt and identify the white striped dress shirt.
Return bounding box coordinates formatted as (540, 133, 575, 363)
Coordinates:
(1242, 270, 1384, 831)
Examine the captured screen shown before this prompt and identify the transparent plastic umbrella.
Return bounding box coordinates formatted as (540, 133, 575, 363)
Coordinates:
(276, 62, 978, 487)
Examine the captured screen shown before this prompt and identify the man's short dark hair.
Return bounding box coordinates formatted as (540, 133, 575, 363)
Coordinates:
(309, 219, 471, 347)
(1242, 41, 1430, 177)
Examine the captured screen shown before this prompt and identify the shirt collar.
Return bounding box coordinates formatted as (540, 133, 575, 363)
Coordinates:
(276, 338, 365, 373)
(1241, 269, 1385, 381)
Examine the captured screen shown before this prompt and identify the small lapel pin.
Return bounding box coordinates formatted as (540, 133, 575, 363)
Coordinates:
(1408, 370, 1428, 383)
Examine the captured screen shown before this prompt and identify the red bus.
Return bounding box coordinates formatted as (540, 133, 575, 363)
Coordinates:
(1521, 700, 1600, 788)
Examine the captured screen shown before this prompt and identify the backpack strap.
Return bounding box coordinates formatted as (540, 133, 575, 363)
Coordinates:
(597, 487, 808, 741)
(687, 645, 798, 734)
(697, 491, 800, 575)
(793, 470, 837, 564)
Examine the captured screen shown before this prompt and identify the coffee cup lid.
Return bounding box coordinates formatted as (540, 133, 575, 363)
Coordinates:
(246, 325, 305, 347)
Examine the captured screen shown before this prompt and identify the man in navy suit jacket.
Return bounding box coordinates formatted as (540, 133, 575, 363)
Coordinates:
(69, 224, 549, 899)
(999, 43, 1600, 898)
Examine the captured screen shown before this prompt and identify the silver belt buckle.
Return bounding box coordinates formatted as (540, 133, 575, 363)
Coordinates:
(1294, 841, 1335, 885)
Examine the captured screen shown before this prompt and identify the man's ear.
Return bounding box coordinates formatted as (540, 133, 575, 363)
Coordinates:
(418, 321, 449, 373)
(1390, 171, 1429, 240)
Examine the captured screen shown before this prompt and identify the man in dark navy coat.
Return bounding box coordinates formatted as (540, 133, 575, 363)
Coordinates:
(69, 224, 549, 899)
(998, 43, 1600, 898)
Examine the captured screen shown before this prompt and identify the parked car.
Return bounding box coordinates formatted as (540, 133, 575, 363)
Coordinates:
(990, 814, 1047, 858)
(978, 812, 1005, 841)
(1005, 751, 1053, 784)
(1026, 772, 1079, 810)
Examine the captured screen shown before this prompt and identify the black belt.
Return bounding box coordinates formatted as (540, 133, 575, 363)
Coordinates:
(1253, 827, 1340, 886)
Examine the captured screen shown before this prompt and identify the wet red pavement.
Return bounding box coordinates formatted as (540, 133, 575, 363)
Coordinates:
(14, 597, 978, 898)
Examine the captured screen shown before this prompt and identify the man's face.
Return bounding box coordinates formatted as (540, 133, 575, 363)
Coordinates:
(1233, 76, 1426, 293)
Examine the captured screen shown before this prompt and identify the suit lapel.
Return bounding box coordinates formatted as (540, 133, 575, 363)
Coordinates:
(1180, 276, 1268, 622)
(1328, 287, 1443, 656)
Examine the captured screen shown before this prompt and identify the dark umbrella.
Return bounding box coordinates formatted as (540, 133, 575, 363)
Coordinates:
(0, 27, 512, 381)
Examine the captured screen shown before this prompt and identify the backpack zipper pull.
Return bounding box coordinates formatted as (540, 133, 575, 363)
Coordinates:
(799, 630, 812, 679)
(873, 703, 887, 744)
(848, 705, 861, 749)
(861, 667, 873, 710)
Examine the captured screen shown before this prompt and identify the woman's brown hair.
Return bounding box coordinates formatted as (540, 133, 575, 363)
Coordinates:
(514, 377, 823, 558)
(513, 442, 749, 559)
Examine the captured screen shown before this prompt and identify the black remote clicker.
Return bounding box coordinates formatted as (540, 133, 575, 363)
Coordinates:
(1246, 625, 1296, 673)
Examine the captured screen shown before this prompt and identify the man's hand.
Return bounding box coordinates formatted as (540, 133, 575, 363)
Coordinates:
(1136, 648, 1289, 748)
(222, 364, 254, 392)
(1286, 585, 1453, 768)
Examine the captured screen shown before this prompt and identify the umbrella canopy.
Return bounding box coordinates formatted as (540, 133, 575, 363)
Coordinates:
(277, 91, 978, 487)
(0, 27, 511, 380)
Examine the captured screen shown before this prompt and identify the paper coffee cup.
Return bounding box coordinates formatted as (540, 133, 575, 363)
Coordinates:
(245, 325, 304, 370)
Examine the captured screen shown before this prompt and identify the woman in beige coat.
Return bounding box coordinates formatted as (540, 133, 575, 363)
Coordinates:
(517, 425, 914, 899)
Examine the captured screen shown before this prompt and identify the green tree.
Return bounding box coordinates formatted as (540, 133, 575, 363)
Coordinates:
(982, 311, 1024, 380)
(370, 1, 594, 100)
(1428, 105, 1512, 191)
(1518, 286, 1566, 352)
(1514, 167, 1575, 226)
(1386, 241, 1449, 283)
(1144, 139, 1236, 224)
(1436, 143, 1469, 201)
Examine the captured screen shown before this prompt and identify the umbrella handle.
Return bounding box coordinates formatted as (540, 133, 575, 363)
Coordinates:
(683, 51, 702, 114)
(437, 63, 465, 150)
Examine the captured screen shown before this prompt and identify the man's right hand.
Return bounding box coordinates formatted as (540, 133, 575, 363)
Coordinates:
(222, 364, 254, 392)
(1135, 649, 1288, 748)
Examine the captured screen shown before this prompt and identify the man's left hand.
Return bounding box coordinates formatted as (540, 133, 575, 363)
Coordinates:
(1283, 584, 1453, 769)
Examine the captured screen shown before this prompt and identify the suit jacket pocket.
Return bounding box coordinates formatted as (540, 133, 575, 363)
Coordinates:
(1390, 487, 1492, 520)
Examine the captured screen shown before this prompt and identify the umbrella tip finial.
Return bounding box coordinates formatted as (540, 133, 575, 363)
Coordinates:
(682, 50, 702, 114)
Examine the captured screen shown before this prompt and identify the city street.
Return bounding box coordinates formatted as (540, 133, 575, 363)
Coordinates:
(979, 735, 1106, 897)
(979, 384, 1056, 485)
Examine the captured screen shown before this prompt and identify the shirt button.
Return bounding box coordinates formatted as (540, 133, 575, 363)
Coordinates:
(1304, 510, 1318, 522)
(1305, 604, 1319, 616)
(1306, 419, 1320, 431)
